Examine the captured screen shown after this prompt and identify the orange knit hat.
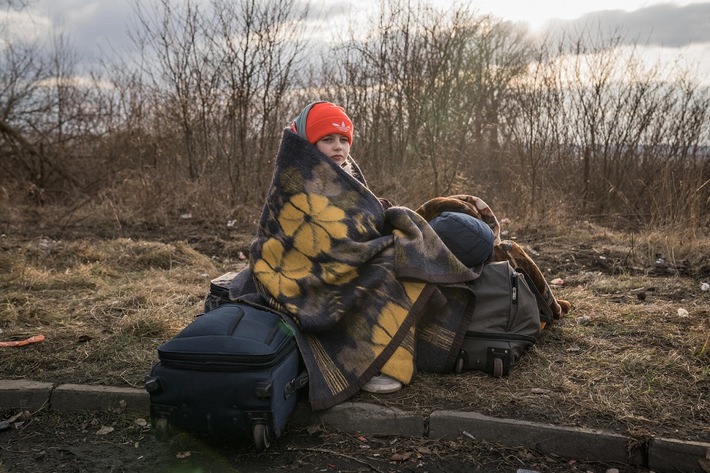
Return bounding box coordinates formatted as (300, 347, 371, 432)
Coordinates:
(291, 101, 353, 145)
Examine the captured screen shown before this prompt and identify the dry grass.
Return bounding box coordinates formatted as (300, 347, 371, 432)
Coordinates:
(0, 236, 224, 386)
(392, 274, 709, 438)
(0, 211, 708, 447)
(364, 222, 710, 444)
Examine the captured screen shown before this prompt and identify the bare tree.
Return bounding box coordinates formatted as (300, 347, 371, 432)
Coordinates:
(1, 0, 706, 228)
(128, 0, 307, 205)
(502, 22, 710, 226)
(0, 32, 106, 199)
(0, 39, 47, 185)
(323, 1, 532, 202)
(505, 37, 567, 217)
(210, 0, 307, 202)
(130, 0, 214, 181)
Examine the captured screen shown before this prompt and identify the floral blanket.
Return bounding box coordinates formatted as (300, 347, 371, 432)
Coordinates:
(245, 130, 478, 410)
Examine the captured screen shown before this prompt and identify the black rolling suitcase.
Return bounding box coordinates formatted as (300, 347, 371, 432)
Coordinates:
(144, 302, 307, 450)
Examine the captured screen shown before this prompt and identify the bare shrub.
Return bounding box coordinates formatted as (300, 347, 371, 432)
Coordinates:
(508, 24, 710, 227)
(0, 1, 707, 231)
(127, 0, 308, 208)
(321, 2, 533, 207)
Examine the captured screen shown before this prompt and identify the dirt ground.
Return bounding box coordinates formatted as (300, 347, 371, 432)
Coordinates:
(1, 211, 708, 472)
(0, 408, 650, 473)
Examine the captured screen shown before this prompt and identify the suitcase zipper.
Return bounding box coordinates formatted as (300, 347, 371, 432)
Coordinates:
(507, 272, 519, 332)
(159, 337, 296, 371)
(465, 330, 537, 343)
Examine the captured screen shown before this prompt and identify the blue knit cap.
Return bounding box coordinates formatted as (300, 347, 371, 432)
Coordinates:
(428, 211, 495, 268)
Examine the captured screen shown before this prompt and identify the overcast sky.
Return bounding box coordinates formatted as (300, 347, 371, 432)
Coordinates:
(3, 0, 710, 82)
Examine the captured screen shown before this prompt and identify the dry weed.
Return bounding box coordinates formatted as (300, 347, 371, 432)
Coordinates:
(0, 216, 708, 445)
(0, 236, 223, 386)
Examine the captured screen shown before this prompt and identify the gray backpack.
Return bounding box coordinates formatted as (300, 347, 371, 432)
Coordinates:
(455, 261, 554, 377)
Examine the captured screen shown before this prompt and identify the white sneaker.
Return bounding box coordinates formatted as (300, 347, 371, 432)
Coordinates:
(361, 374, 402, 394)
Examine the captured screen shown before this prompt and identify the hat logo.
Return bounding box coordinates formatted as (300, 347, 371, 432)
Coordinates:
(332, 121, 351, 133)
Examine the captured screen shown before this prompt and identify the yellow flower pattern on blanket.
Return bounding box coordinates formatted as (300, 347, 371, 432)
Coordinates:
(279, 192, 348, 257)
(254, 191, 358, 298)
(370, 282, 425, 384)
(253, 238, 312, 298)
(320, 260, 358, 285)
(370, 301, 408, 351)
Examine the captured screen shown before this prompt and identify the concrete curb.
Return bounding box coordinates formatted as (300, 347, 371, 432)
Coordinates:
(428, 410, 645, 466)
(1, 379, 708, 472)
(52, 383, 149, 412)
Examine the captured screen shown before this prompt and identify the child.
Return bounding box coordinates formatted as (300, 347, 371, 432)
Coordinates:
(289, 101, 403, 393)
(289, 101, 370, 183)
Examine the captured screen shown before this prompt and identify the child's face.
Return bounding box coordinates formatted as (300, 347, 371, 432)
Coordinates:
(316, 133, 350, 167)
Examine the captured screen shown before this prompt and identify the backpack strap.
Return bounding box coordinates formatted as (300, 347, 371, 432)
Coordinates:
(515, 267, 554, 325)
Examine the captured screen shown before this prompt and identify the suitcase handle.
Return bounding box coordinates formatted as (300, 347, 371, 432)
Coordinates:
(283, 371, 309, 399)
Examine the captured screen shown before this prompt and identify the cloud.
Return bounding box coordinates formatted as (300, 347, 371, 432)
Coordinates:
(303, 1, 354, 19)
(15, 0, 135, 65)
(63, 2, 132, 44)
(544, 2, 710, 48)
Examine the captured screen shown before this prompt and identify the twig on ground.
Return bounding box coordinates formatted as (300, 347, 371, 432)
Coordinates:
(301, 447, 385, 473)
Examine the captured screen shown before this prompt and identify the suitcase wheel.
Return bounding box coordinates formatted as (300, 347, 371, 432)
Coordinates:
(154, 417, 171, 441)
(253, 422, 272, 451)
(492, 358, 504, 378)
(454, 357, 464, 374)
